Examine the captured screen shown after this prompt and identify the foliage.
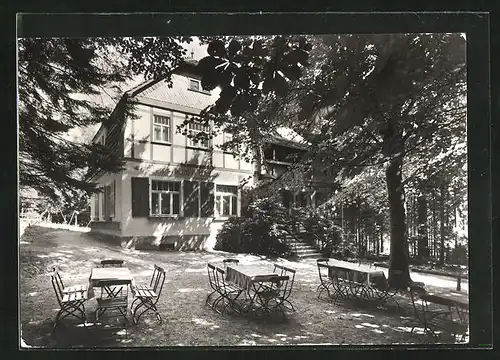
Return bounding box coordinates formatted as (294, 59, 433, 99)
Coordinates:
(200, 34, 466, 287)
(214, 197, 292, 257)
(18, 37, 191, 201)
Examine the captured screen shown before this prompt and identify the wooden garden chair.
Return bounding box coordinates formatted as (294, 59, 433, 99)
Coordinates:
(206, 263, 223, 309)
(99, 259, 125, 297)
(316, 258, 334, 299)
(53, 267, 87, 294)
(51, 268, 87, 332)
(214, 266, 244, 315)
(131, 265, 166, 324)
(272, 264, 296, 312)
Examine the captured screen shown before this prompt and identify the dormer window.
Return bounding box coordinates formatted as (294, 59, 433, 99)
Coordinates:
(188, 78, 210, 95)
(189, 79, 200, 91)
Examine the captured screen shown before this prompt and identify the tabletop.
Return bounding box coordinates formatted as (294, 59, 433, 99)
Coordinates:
(226, 265, 279, 291)
(90, 267, 133, 286)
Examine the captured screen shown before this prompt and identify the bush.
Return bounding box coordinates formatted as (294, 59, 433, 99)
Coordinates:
(299, 206, 353, 259)
(214, 197, 292, 258)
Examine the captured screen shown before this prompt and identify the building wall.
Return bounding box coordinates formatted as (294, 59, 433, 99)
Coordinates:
(118, 161, 251, 250)
(89, 172, 123, 237)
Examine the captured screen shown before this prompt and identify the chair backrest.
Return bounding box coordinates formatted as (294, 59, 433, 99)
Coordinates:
(51, 268, 64, 306)
(223, 258, 239, 264)
(101, 259, 124, 267)
(207, 263, 219, 290)
(214, 266, 229, 291)
(317, 261, 330, 282)
(53, 266, 65, 288)
(151, 265, 166, 298)
(271, 275, 291, 298)
(274, 264, 296, 292)
(409, 284, 429, 324)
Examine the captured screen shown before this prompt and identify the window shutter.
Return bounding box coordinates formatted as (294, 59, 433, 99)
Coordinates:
(111, 180, 116, 218)
(183, 180, 199, 217)
(200, 182, 214, 217)
(104, 186, 110, 218)
(131, 177, 149, 217)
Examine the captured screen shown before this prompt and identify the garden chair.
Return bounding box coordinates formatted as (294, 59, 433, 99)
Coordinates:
(222, 258, 239, 268)
(53, 267, 87, 294)
(272, 264, 296, 312)
(206, 263, 223, 309)
(99, 259, 125, 297)
(100, 259, 124, 267)
(131, 265, 166, 324)
(214, 266, 244, 315)
(51, 268, 87, 332)
(255, 275, 291, 317)
(409, 284, 468, 342)
(316, 258, 334, 300)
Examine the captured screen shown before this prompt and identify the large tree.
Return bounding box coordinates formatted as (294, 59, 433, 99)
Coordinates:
(18, 37, 192, 201)
(192, 34, 465, 287)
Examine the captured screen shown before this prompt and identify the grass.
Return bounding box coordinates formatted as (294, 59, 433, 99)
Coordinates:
(19, 225, 466, 348)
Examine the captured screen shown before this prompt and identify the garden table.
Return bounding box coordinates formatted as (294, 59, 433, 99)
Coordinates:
(326, 261, 387, 301)
(88, 267, 134, 322)
(225, 265, 288, 315)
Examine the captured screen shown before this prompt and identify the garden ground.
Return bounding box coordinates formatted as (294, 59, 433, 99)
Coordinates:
(19, 225, 468, 348)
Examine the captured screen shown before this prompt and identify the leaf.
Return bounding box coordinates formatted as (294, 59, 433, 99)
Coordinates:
(207, 40, 227, 57)
(227, 39, 241, 58)
(273, 74, 289, 96)
(200, 70, 219, 91)
(234, 68, 250, 89)
(213, 86, 237, 114)
(197, 56, 225, 72)
(230, 92, 249, 117)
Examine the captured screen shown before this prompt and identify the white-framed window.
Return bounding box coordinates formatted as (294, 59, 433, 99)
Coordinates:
(93, 193, 100, 220)
(189, 78, 200, 91)
(188, 78, 210, 94)
(153, 115, 171, 143)
(215, 184, 238, 217)
(151, 180, 180, 216)
(187, 121, 210, 148)
(103, 181, 115, 219)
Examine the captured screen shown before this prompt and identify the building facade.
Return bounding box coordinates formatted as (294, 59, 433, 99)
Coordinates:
(89, 61, 335, 251)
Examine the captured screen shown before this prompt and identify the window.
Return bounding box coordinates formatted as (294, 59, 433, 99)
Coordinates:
(187, 121, 210, 148)
(215, 185, 238, 217)
(153, 115, 171, 143)
(189, 79, 200, 91)
(103, 181, 115, 219)
(93, 193, 100, 220)
(151, 180, 180, 216)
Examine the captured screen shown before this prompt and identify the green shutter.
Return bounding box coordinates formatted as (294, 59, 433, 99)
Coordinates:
(183, 180, 199, 217)
(200, 182, 214, 217)
(131, 177, 149, 217)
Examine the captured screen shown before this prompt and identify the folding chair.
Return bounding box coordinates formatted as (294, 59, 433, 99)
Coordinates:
(53, 267, 87, 294)
(214, 266, 244, 315)
(255, 275, 290, 317)
(131, 265, 166, 324)
(409, 285, 467, 341)
(272, 264, 296, 312)
(222, 258, 239, 269)
(100, 259, 125, 297)
(206, 263, 223, 309)
(51, 268, 87, 332)
(316, 259, 334, 300)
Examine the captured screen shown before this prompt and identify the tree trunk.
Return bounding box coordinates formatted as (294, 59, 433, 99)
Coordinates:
(385, 134, 411, 288)
(439, 182, 446, 265)
(417, 192, 428, 259)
